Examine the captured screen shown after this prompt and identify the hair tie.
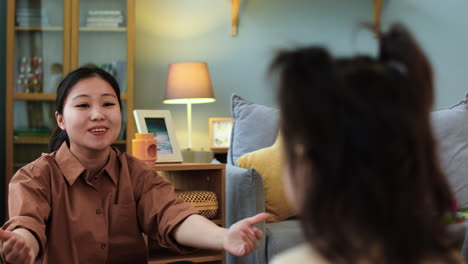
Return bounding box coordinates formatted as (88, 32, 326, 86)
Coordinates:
(386, 60, 408, 75)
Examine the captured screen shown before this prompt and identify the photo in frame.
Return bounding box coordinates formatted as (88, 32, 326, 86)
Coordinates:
(209, 117, 233, 151)
(133, 110, 183, 163)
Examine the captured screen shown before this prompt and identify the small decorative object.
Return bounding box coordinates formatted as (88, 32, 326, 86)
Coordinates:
(133, 110, 183, 163)
(132, 133, 157, 164)
(231, 0, 239, 36)
(45, 63, 62, 93)
(176, 190, 219, 219)
(372, 0, 383, 38)
(209, 118, 233, 151)
(16, 56, 44, 93)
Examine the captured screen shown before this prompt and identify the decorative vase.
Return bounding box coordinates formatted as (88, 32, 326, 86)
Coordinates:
(132, 133, 157, 164)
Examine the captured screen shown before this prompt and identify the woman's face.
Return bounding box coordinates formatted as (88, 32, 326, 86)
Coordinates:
(55, 76, 121, 155)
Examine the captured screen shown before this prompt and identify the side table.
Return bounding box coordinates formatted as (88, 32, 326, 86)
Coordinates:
(148, 163, 226, 264)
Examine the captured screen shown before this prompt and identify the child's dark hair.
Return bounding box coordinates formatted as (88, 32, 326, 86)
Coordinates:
(270, 24, 458, 263)
(48, 67, 122, 152)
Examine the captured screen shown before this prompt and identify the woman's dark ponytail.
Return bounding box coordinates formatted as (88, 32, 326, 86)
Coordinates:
(48, 127, 68, 152)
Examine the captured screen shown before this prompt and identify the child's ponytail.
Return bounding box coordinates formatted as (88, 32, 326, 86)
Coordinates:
(379, 23, 434, 112)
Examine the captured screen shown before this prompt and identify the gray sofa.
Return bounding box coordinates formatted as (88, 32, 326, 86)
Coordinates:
(224, 94, 304, 264)
(224, 94, 468, 264)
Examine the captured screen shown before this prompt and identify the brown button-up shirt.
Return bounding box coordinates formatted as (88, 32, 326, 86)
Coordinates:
(2, 143, 199, 263)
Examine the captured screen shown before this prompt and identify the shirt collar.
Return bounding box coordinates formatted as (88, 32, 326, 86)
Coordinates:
(55, 142, 86, 186)
(55, 143, 120, 186)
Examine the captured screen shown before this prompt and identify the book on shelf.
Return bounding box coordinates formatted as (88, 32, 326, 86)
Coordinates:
(15, 7, 50, 27)
(85, 9, 125, 28)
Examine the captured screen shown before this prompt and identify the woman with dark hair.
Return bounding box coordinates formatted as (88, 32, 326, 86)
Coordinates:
(270, 24, 464, 264)
(0, 67, 268, 264)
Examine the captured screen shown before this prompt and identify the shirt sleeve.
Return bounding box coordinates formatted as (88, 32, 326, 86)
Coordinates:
(134, 167, 199, 253)
(2, 164, 51, 257)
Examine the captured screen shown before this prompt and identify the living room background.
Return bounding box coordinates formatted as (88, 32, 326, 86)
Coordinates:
(1, 1, 468, 214)
(134, 0, 468, 151)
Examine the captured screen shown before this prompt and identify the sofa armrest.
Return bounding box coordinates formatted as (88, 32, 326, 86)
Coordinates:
(226, 164, 266, 264)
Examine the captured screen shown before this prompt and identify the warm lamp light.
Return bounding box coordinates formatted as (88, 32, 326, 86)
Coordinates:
(164, 62, 216, 150)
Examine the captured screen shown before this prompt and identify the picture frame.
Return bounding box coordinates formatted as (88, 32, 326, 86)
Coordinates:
(133, 110, 183, 163)
(209, 117, 233, 151)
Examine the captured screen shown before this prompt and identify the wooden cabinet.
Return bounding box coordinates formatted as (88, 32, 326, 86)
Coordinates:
(149, 163, 226, 264)
(4, 0, 135, 185)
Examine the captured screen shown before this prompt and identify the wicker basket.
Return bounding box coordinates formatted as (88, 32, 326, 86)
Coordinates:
(176, 190, 219, 219)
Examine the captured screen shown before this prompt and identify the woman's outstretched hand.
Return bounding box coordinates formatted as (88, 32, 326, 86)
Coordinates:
(0, 229, 35, 264)
(223, 212, 269, 257)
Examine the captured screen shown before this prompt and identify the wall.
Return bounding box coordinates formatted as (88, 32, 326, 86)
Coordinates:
(0, 0, 6, 221)
(135, 0, 468, 151)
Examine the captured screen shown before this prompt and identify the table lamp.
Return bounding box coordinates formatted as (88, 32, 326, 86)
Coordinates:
(163, 62, 216, 150)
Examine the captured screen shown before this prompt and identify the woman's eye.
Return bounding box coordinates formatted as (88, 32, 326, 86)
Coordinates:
(104, 102, 116, 107)
(76, 104, 89, 108)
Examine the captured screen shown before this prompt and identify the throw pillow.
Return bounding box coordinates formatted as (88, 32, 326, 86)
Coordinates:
(228, 94, 280, 166)
(432, 99, 468, 208)
(237, 134, 296, 223)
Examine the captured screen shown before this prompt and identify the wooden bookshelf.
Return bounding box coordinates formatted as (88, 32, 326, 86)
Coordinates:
(150, 163, 226, 264)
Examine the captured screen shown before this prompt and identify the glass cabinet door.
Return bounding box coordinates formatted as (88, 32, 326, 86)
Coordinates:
(77, 0, 128, 93)
(14, 0, 66, 94)
(6, 0, 69, 179)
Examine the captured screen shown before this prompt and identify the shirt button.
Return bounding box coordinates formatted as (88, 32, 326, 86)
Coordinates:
(100, 243, 106, 249)
(96, 209, 102, 215)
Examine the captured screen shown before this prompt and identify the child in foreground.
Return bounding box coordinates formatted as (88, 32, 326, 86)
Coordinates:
(270, 24, 464, 264)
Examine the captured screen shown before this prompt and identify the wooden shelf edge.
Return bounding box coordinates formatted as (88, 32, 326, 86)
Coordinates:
(79, 27, 127, 32)
(14, 137, 49, 144)
(148, 250, 223, 264)
(154, 163, 225, 171)
(13, 93, 56, 101)
(12, 93, 127, 101)
(15, 26, 63, 31)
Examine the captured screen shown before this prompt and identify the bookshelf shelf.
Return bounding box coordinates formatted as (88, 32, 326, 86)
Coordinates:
(79, 27, 127, 32)
(13, 93, 56, 101)
(148, 250, 224, 264)
(14, 136, 49, 144)
(12, 93, 128, 101)
(15, 26, 63, 31)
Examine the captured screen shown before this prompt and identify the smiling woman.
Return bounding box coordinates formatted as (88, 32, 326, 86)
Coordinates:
(55, 76, 122, 158)
(49, 67, 123, 153)
(1, 67, 270, 264)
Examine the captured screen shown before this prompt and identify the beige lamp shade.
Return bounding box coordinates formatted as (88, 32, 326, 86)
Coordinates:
(164, 62, 216, 104)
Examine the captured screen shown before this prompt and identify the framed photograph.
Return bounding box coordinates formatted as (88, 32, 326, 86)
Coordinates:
(133, 110, 183, 163)
(209, 118, 233, 151)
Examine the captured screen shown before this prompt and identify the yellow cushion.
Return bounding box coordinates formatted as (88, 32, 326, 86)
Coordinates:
(237, 135, 296, 222)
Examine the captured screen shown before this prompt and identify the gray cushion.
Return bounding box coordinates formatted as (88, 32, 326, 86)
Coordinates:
(227, 94, 280, 166)
(265, 219, 305, 262)
(432, 101, 468, 208)
(225, 163, 266, 264)
(447, 223, 468, 253)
